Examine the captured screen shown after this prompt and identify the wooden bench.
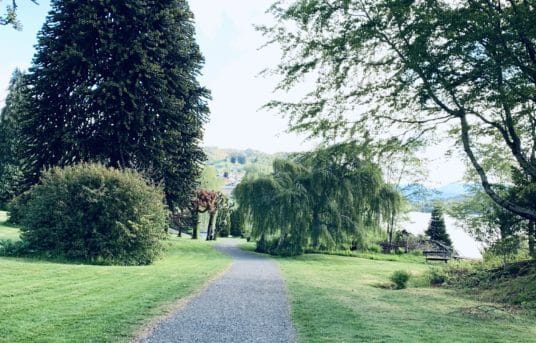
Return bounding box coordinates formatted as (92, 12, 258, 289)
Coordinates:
(423, 250, 451, 263)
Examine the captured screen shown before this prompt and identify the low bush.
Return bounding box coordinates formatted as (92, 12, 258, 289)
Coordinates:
(0, 239, 30, 257)
(7, 191, 31, 225)
(390, 270, 411, 289)
(256, 236, 304, 256)
(426, 268, 447, 286)
(410, 249, 423, 256)
(367, 243, 382, 253)
(17, 163, 169, 265)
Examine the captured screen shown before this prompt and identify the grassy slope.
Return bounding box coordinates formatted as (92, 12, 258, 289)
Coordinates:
(0, 211, 20, 241)
(0, 224, 20, 241)
(0, 238, 231, 343)
(276, 254, 536, 343)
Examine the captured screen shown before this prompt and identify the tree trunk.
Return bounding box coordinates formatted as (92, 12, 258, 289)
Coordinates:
(459, 115, 536, 221)
(206, 211, 216, 241)
(192, 211, 199, 240)
(387, 213, 396, 252)
(311, 211, 321, 249)
(529, 220, 535, 259)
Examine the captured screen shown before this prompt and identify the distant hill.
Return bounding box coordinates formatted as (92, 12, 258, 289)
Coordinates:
(401, 182, 472, 211)
(436, 183, 471, 199)
(203, 147, 285, 194)
(204, 148, 474, 203)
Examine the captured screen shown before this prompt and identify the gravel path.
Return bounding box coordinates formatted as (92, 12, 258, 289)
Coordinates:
(139, 240, 296, 343)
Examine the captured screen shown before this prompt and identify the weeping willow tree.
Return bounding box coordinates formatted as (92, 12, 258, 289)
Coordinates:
(233, 144, 402, 255)
(380, 185, 403, 251)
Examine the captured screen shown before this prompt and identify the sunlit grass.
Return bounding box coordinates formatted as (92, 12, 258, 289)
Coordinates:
(276, 254, 536, 343)
(0, 211, 20, 241)
(0, 237, 231, 343)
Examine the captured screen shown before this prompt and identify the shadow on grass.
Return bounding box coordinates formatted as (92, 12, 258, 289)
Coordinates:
(0, 236, 191, 267)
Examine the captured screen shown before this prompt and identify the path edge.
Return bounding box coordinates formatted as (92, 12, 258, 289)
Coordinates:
(130, 262, 233, 342)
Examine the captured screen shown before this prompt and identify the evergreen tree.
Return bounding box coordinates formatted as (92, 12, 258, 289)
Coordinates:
(425, 205, 452, 248)
(20, 0, 209, 210)
(0, 69, 27, 206)
(229, 209, 243, 237)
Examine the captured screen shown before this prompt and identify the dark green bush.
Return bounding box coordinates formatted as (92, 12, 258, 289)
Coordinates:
(18, 164, 169, 265)
(0, 239, 31, 257)
(229, 210, 243, 237)
(7, 191, 31, 225)
(426, 268, 447, 286)
(255, 235, 304, 256)
(390, 270, 411, 289)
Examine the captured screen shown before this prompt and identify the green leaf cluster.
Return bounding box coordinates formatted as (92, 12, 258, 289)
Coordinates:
(261, 0, 536, 222)
(233, 144, 401, 255)
(18, 0, 209, 210)
(16, 163, 168, 265)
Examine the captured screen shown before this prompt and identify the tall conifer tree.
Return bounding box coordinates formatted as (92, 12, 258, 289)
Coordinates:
(20, 0, 209, 209)
(425, 205, 452, 248)
(0, 69, 26, 205)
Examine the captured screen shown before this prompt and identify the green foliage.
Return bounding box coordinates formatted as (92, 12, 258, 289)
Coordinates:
(234, 143, 401, 255)
(256, 236, 305, 257)
(426, 268, 447, 286)
(425, 205, 452, 247)
(215, 197, 232, 238)
(0, 69, 27, 207)
(6, 191, 30, 225)
(17, 164, 168, 265)
(229, 210, 243, 237)
(487, 236, 522, 266)
(0, 239, 29, 257)
(199, 165, 224, 191)
(431, 259, 536, 310)
(20, 0, 209, 210)
(390, 270, 411, 289)
(0, 0, 37, 29)
(449, 183, 534, 259)
(450, 188, 522, 244)
(261, 0, 536, 222)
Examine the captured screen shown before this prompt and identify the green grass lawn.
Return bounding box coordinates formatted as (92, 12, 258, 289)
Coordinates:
(0, 237, 231, 343)
(276, 254, 536, 343)
(0, 211, 20, 241)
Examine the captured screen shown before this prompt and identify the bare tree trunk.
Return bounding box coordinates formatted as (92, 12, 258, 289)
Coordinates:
(387, 213, 396, 252)
(206, 212, 216, 241)
(192, 211, 199, 240)
(529, 220, 535, 259)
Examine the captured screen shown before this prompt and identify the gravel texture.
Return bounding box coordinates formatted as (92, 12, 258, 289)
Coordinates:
(139, 240, 296, 343)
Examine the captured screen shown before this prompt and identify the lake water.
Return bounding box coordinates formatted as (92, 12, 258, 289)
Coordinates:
(400, 212, 483, 259)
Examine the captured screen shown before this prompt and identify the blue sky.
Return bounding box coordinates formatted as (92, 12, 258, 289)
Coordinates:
(0, 0, 465, 186)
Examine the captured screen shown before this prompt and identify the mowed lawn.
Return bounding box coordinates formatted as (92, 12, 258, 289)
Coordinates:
(0, 237, 231, 342)
(277, 254, 536, 343)
(0, 211, 20, 241)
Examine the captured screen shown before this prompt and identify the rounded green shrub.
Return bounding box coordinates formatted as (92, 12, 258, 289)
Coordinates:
(390, 270, 411, 289)
(18, 163, 169, 265)
(7, 191, 31, 225)
(426, 268, 447, 286)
